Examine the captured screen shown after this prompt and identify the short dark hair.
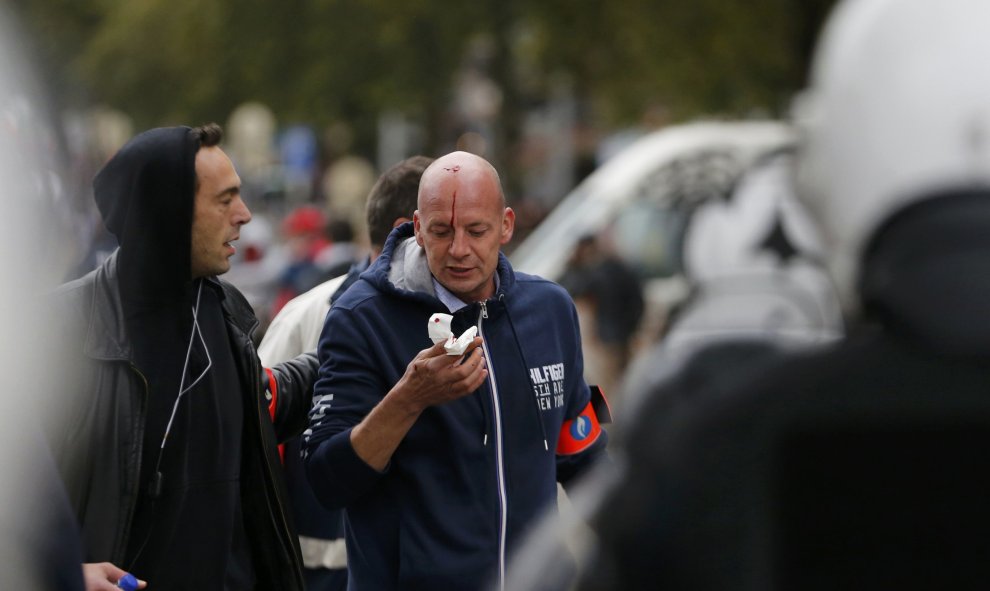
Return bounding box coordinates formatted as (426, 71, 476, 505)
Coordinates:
(190, 123, 224, 193)
(366, 155, 434, 248)
(190, 122, 223, 148)
(326, 218, 355, 243)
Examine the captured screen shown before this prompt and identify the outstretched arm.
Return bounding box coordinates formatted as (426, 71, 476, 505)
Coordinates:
(265, 350, 320, 442)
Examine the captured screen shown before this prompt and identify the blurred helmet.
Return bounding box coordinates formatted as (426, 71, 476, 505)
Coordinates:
(796, 0, 990, 309)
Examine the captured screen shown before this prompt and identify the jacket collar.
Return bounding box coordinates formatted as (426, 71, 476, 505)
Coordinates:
(83, 250, 132, 361)
(83, 250, 259, 361)
(216, 277, 260, 339)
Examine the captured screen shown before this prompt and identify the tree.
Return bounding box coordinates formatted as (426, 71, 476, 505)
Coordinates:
(9, 0, 838, 173)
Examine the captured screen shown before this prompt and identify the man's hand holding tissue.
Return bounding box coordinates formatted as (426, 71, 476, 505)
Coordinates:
(350, 335, 488, 471)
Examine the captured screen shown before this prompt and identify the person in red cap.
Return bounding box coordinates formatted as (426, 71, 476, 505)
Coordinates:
(272, 205, 333, 314)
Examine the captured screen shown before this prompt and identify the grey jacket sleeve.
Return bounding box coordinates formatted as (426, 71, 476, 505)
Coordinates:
(268, 351, 319, 442)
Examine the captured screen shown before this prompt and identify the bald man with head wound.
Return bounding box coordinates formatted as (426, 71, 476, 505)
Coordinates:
(302, 151, 609, 590)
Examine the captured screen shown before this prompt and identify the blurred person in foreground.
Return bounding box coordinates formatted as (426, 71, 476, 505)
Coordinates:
(302, 151, 610, 590)
(1, 7, 88, 587)
(258, 155, 433, 590)
(559, 0, 990, 588)
(47, 123, 318, 590)
(504, 149, 844, 591)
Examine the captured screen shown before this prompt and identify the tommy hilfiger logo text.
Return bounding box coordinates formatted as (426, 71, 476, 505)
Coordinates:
(529, 363, 565, 410)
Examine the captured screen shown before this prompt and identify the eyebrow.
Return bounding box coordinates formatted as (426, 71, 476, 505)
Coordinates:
(427, 221, 492, 234)
(426, 220, 451, 231)
(215, 185, 240, 199)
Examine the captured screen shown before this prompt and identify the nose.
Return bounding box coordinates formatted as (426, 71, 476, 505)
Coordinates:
(233, 196, 252, 226)
(448, 228, 470, 258)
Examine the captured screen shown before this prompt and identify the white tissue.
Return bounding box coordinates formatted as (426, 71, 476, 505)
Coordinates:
(428, 313, 453, 344)
(427, 313, 479, 356)
(444, 326, 478, 356)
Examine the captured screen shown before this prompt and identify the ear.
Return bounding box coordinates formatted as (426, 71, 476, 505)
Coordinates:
(392, 216, 412, 228)
(413, 211, 425, 247)
(500, 207, 515, 245)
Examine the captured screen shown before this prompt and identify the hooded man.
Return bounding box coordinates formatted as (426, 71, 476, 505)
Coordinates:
(48, 124, 317, 590)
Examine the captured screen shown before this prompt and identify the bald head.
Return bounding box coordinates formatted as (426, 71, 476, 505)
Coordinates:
(418, 151, 505, 210)
(414, 151, 514, 303)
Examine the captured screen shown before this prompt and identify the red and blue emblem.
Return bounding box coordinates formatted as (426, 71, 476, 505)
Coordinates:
(557, 401, 603, 455)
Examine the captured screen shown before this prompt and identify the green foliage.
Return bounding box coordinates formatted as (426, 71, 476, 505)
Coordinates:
(10, 0, 837, 148)
(519, 0, 835, 124)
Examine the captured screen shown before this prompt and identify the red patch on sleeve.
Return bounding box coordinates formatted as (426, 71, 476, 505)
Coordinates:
(556, 400, 603, 455)
(264, 368, 285, 463)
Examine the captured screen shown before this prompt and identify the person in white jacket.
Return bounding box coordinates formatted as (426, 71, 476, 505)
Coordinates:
(257, 155, 432, 591)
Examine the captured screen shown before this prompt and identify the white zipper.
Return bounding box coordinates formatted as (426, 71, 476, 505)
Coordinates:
(479, 301, 507, 591)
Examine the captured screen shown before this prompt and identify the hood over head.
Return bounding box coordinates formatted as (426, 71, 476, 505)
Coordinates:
(94, 126, 198, 306)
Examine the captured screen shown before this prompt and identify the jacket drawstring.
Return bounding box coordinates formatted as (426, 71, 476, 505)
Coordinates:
(465, 309, 491, 446)
(478, 378, 491, 447)
(499, 293, 550, 452)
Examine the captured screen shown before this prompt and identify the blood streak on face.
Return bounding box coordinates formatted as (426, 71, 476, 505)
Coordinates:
(444, 165, 461, 226)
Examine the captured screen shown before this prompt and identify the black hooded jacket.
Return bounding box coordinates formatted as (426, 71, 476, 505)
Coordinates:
(47, 127, 316, 590)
